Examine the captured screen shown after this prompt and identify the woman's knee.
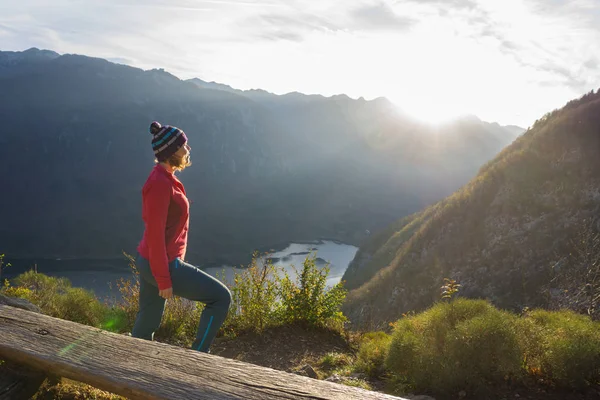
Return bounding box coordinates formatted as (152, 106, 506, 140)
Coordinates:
(223, 285, 232, 307)
(216, 283, 232, 309)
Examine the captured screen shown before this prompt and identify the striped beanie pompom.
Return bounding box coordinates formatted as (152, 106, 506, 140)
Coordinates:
(149, 121, 188, 162)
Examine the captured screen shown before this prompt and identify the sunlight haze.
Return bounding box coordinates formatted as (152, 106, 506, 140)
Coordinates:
(1, 0, 598, 127)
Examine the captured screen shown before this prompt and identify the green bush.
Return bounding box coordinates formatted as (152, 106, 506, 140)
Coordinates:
(11, 270, 73, 316)
(278, 254, 348, 331)
(57, 287, 110, 326)
(113, 255, 140, 331)
(384, 300, 600, 395)
(354, 331, 392, 378)
(386, 299, 523, 396)
(221, 252, 349, 335)
(3, 270, 121, 329)
(446, 311, 523, 389)
(520, 309, 600, 389)
(220, 253, 279, 335)
(100, 307, 130, 333)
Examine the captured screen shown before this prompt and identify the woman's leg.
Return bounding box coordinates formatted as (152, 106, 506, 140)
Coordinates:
(170, 258, 232, 353)
(131, 254, 166, 341)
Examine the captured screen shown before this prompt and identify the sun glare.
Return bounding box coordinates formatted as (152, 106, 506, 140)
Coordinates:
(389, 95, 468, 126)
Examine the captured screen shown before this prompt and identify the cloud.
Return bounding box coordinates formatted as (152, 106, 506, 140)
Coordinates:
(350, 1, 416, 32)
(255, 30, 304, 42)
(411, 0, 479, 12)
(0, 23, 19, 35)
(536, 63, 588, 89)
(112, 0, 283, 9)
(584, 58, 598, 70)
(239, 1, 417, 43)
(106, 57, 135, 65)
(244, 12, 339, 42)
(406, 0, 600, 93)
(259, 13, 338, 32)
(492, 1, 598, 92)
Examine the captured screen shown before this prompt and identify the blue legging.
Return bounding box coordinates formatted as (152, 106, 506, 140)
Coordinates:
(131, 254, 231, 352)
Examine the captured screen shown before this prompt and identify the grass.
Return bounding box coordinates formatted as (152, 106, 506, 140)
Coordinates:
(319, 352, 354, 372)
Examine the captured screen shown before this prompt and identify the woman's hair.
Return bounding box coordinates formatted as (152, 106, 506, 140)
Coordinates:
(158, 148, 191, 171)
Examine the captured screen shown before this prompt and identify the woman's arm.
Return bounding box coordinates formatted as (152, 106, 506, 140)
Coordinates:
(143, 177, 172, 291)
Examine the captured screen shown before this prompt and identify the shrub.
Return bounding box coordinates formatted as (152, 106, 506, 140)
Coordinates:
(11, 270, 72, 316)
(446, 311, 523, 389)
(2, 280, 33, 299)
(113, 254, 140, 331)
(520, 309, 600, 389)
(221, 252, 349, 335)
(57, 287, 110, 326)
(353, 331, 392, 378)
(220, 253, 279, 335)
(278, 253, 348, 331)
(100, 307, 130, 333)
(3, 271, 119, 329)
(386, 299, 522, 396)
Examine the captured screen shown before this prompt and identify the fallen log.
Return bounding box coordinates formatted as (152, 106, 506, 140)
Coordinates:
(0, 304, 405, 400)
(0, 294, 47, 400)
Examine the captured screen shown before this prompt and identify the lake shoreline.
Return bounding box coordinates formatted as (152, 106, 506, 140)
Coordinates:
(3, 238, 355, 277)
(4, 241, 359, 302)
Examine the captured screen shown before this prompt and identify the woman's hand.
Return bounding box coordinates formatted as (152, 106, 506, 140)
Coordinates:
(159, 287, 173, 299)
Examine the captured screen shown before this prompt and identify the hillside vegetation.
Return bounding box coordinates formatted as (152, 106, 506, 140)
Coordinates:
(3, 263, 599, 399)
(342, 89, 600, 328)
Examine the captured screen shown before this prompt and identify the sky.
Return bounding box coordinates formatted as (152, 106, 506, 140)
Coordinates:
(0, 0, 599, 127)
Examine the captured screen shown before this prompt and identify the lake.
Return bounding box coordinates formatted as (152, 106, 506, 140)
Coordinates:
(3, 240, 358, 302)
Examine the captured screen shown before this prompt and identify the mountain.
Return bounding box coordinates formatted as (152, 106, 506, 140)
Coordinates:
(341, 89, 600, 328)
(0, 47, 60, 70)
(0, 48, 522, 266)
(187, 78, 242, 95)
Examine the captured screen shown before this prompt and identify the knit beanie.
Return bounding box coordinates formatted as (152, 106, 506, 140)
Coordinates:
(149, 121, 188, 162)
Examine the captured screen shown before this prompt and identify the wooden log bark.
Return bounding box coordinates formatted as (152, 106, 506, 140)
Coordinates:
(0, 295, 47, 400)
(0, 305, 405, 400)
(0, 360, 48, 400)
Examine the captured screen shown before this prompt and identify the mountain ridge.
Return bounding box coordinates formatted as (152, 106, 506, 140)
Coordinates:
(0, 47, 523, 266)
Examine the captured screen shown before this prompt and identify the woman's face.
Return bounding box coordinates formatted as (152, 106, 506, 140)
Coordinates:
(171, 143, 191, 169)
(177, 143, 191, 158)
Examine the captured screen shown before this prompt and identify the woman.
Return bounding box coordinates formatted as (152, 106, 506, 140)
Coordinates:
(132, 121, 231, 353)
